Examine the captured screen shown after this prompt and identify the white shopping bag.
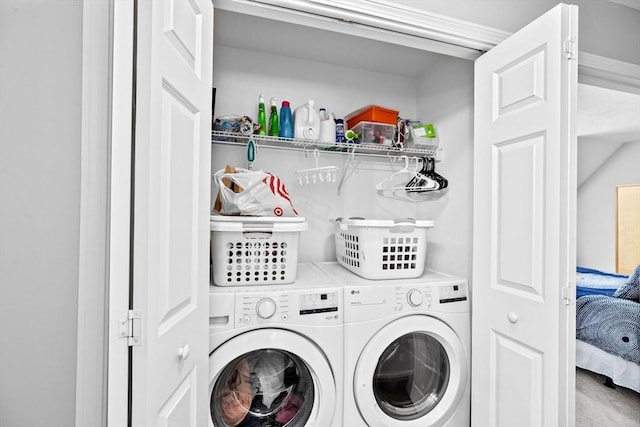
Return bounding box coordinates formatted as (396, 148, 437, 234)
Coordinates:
(213, 167, 299, 217)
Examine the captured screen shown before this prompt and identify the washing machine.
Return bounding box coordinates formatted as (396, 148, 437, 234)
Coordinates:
(208, 263, 343, 427)
(317, 262, 470, 427)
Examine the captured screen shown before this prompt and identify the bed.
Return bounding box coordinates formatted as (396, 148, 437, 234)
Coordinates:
(575, 264, 640, 393)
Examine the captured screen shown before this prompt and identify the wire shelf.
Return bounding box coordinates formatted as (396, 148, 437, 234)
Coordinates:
(211, 131, 438, 158)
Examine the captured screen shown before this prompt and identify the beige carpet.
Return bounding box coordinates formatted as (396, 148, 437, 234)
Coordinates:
(576, 367, 640, 427)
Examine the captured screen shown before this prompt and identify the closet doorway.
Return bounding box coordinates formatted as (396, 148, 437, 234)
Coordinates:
(575, 76, 640, 426)
(576, 82, 640, 272)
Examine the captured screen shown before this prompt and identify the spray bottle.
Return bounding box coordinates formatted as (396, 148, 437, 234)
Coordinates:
(256, 94, 267, 135)
(268, 97, 279, 137)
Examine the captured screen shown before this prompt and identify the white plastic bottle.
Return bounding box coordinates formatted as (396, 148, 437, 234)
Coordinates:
(318, 108, 336, 143)
(293, 100, 321, 140)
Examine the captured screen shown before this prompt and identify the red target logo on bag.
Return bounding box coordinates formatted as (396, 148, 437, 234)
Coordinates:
(263, 173, 298, 216)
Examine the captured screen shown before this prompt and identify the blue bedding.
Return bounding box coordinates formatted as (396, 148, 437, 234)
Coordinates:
(576, 266, 628, 299)
(576, 295, 640, 365)
(576, 264, 640, 365)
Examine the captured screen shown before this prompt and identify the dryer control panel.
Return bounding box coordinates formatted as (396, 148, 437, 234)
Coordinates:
(235, 288, 342, 327)
(344, 280, 469, 322)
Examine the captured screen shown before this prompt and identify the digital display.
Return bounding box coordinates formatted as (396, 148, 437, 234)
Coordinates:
(300, 307, 338, 315)
(299, 291, 338, 315)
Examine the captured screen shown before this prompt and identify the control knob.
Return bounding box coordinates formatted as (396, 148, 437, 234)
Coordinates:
(256, 298, 277, 319)
(407, 289, 423, 307)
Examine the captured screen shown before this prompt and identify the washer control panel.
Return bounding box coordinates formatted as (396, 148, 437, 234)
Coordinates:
(236, 288, 342, 326)
(438, 282, 468, 304)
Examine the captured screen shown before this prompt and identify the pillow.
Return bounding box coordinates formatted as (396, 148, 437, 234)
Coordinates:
(614, 263, 640, 302)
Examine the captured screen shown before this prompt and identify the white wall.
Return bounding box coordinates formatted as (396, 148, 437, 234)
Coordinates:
(390, 0, 640, 65)
(0, 1, 81, 426)
(415, 57, 475, 279)
(577, 140, 640, 271)
(212, 45, 475, 278)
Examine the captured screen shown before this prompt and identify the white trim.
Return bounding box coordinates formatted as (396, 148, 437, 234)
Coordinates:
(107, 0, 135, 426)
(578, 52, 640, 94)
(76, 0, 112, 425)
(213, 0, 511, 59)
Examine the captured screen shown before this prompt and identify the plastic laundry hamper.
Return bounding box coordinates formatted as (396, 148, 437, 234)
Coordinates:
(210, 215, 308, 286)
(334, 217, 435, 280)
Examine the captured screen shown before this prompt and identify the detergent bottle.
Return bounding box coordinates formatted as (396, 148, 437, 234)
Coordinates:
(279, 101, 294, 139)
(293, 100, 321, 141)
(318, 108, 336, 143)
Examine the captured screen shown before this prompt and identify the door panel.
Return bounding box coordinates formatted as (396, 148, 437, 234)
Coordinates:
(494, 47, 546, 117)
(490, 331, 543, 426)
(494, 132, 545, 299)
(132, 0, 213, 425)
(472, 4, 577, 427)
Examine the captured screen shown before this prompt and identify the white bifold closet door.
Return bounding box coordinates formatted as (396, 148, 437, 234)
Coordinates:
(472, 4, 578, 427)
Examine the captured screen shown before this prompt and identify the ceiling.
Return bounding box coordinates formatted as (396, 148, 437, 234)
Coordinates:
(576, 83, 640, 187)
(608, 0, 640, 12)
(215, 11, 640, 146)
(577, 83, 640, 143)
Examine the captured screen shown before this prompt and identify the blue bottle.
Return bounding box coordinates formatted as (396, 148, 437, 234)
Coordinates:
(279, 100, 294, 139)
(335, 118, 345, 142)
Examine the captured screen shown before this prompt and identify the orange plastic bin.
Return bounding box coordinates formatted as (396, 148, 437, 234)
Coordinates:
(344, 105, 399, 129)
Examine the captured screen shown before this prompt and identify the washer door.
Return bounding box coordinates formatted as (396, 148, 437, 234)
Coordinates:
(209, 329, 336, 427)
(354, 315, 468, 427)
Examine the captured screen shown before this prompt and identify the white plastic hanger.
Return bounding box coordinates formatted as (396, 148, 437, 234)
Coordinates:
(375, 155, 438, 191)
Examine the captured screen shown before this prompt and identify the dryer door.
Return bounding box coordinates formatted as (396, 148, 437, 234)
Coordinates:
(354, 315, 468, 427)
(209, 329, 336, 427)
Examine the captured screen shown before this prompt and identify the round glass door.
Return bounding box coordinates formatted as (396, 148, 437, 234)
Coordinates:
(211, 349, 315, 427)
(354, 315, 468, 427)
(373, 333, 449, 420)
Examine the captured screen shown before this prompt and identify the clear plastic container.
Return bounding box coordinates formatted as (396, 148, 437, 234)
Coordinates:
(409, 123, 439, 150)
(351, 121, 397, 146)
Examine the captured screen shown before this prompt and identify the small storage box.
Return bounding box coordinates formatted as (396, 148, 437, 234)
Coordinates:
(409, 123, 439, 150)
(345, 105, 399, 128)
(210, 215, 308, 286)
(351, 121, 396, 146)
(334, 217, 434, 280)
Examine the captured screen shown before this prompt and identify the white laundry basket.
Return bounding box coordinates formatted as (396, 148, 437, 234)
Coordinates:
(210, 215, 308, 286)
(334, 217, 435, 280)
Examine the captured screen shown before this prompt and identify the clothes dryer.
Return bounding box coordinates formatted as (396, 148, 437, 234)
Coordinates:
(208, 263, 343, 427)
(317, 262, 470, 427)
